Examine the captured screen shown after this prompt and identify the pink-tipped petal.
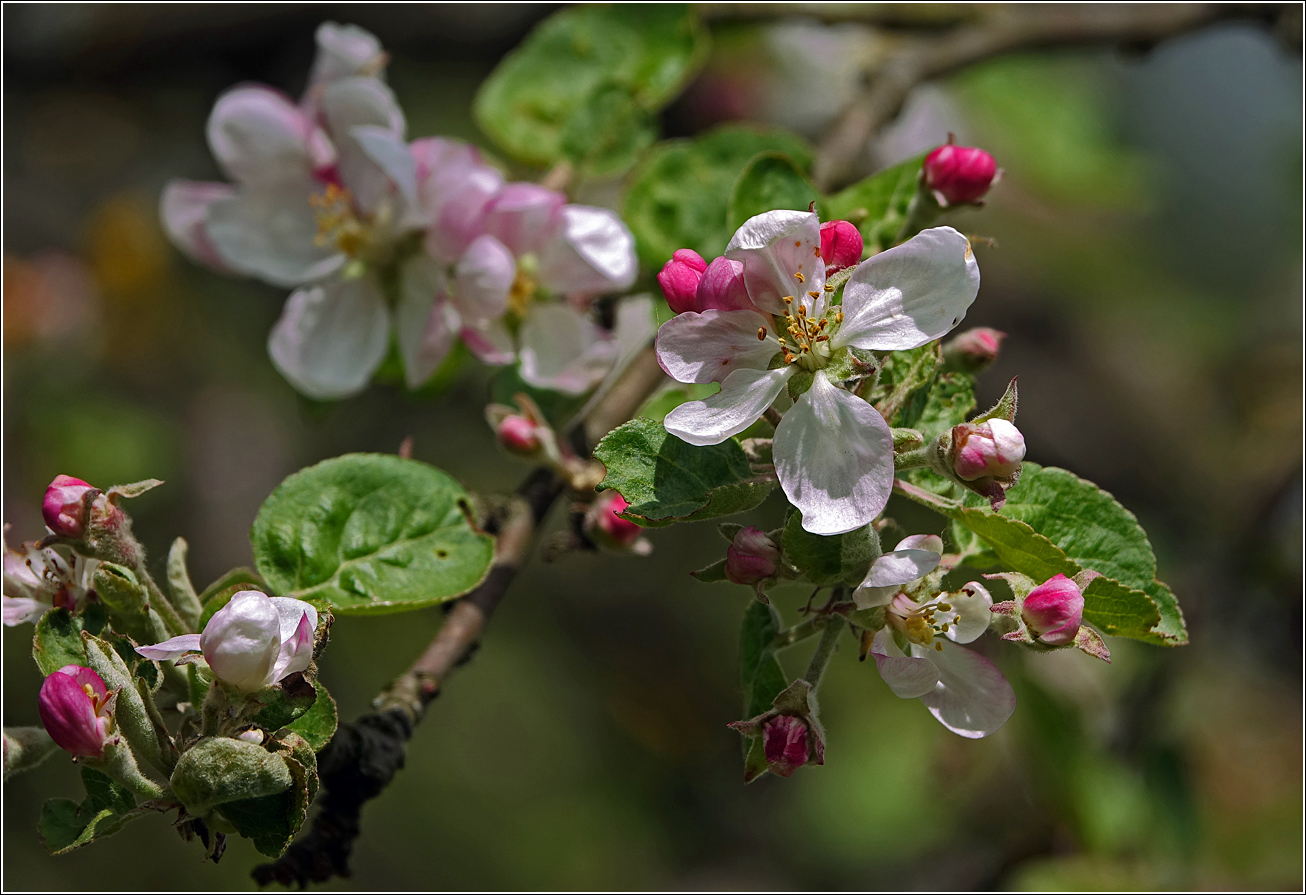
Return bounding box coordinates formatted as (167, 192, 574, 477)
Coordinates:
(135, 634, 203, 662)
(914, 640, 1015, 738)
(482, 183, 565, 257)
(819, 220, 863, 273)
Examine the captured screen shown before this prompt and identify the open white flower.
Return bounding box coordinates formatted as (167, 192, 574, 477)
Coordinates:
(657, 210, 979, 534)
(3, 535, 98, 627)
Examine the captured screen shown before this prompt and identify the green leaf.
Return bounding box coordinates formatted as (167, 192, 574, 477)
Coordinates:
(285, 682, 338, 752)
(81, 768, 135, 816)
(170, 737, 294, 816)
(197, 567, 266, 605)
(32, 604, 108, 676)
(474, 4, 707, 172)
(251, 454, 495, 615)
(739, 601, 785, 721)
(872, 342, 941, 424)
(249, 676, 320, 732)
(902, 371, 975, 440)
(823, 154, 924, 252)
(622, 124, 814, 268)
(218, 791, 299, 858)
(727, 152, 819, 233)
(781, 513, 880, 587)
(593, 419, 774, 527)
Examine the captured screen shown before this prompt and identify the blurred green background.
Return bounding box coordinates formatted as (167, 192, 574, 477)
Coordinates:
(3, 4, 1301, 890)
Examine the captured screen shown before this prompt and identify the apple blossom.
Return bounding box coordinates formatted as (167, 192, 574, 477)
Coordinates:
(584, 492, 652, 555)
(818, 219, 863, 274)
(761, 714, 814, 778)
(3, 535, 98, 627)
(38, 666, 114, 759)
(943, 326, 1006, 372)
(1020, 573, 1085, 646)
(656, 209, 979, 534)
(725, 527, 781, 587)
(657, 249, 708, 313)
(42, 475, 98, 538)
(137, 590, 317, 692)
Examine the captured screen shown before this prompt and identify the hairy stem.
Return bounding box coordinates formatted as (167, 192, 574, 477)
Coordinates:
(802, 612, 847, 691)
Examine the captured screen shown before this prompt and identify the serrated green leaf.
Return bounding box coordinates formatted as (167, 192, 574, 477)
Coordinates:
(823, 154, 924, 252)
(474, 4, 707, 172)
(622, 124, 814, 268)
(727, 152, 819, 232)
(249, 677, 319, 732)
(739, 601, 785, 721)
(251, 454, 495, 615)
(81, 768, 135, 816)
(32, 604, 108, 676)
(38, 796, 147, 856)
(903, 371, 976, 439)
(218, 791, 298, 858)
(781, 513, 879, 587)
(594, 419, 775, 526)
(872, 342, 941, 424)
(285, 682, 338, 752)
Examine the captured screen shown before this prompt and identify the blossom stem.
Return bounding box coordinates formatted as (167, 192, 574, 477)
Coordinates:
(893, 189, 942, 245)
(802, 607, 847, 691)
(893, 445, 933, 471)
(135, 565, 189, 637)
(772, 615, 826, 651)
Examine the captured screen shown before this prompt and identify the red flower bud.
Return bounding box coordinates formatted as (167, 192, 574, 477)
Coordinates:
(495, 414, 542, 455)
(943, 327, 1006, 373)
(951, 419, 1025, 481)
(924, 142, 998, 207)
(819, 220, 863, 274)
(725, 527, 780, 586)
(695, 256, 752, 312)
(1022, 574, 1084, 645)
(762, 715, 813, 778)
(38, 665, 112, 758)
(656, 249, 707, 314)
(41, 475, 98, 538)
(585, 492, 644, 550)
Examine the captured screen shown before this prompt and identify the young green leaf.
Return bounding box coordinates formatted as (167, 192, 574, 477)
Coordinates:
(594, 419, 775, 526)
(872, 343, 942, 425)
(32, 604, 108, 676)
(781, 513, 880, 587)
(727, 152, 820, 233)
(474, 4, 707, 172)
(284, 682, 338, 752)
(623, 124, 814, 268)
(251, 454, 494, 614)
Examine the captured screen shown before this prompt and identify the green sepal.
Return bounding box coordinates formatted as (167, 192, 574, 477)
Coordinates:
(781, 513, 881, 587)
(32, 604, 108, 676)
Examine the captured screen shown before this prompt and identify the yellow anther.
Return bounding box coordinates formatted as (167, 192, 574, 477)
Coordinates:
(808, 290, 820, 299)
(824, 284, 835, 292)
(798, 304, 806, 315)
(935, 641, 943, 651)
(794, 271, 805, 283)
(782, 295, 793, 304)
(836, 311, 844, 323)
(756, 327, 766, 341)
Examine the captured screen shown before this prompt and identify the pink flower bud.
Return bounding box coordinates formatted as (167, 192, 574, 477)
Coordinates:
(762, 715, 811, 777)
(951, 419, 1025, 481)
(42, 475, 98, 538)
(924, 142, 998, 207)
(695, 256, 752, 312)
(1022, 574, 1084, 645)
(585, 492, 644, 550)
(38, 665, 112, 758)
(819, 220, 863, 274)
(495, 414, 542, 455)
(944, 327, 1006, 372)
(725, 527, 780, 586)
(656, 249, 707, 314)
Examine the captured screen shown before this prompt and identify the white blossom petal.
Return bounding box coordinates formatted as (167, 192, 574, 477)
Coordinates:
(351, 125, 419, 212)
(2, 596, 49, 627)
(308, 22, 384, 91)
(452, 235, 515, 326)
(664, 366, 793, 446)
(870, 627, 939, 698)
(773, 371, 894, 535)
(320, 77, 405, 214)
(269, 597, 319, 682)
(537, 205, 638, 299)
(424, 165, 505, 264)
(654, 309, 778, 385)
(942, 584, 993, 645)
(725, 209, 826, 315)
(200, 591, 282, 692)
(135, 633, 202, 662)
(461, 320, 516, 366)
(159, 180, 236, 271)
(914, 640, 1015, 738)
(395, 256, 455, 389)
(862, 549, 941, 588)
(836, 226, 979, 351)
(482, 183, 565, 257)
(207, 86, 322, 187)
(268, 276, 391, 399)
(518, 303, 615, 395)
(206, 185, 344, 287)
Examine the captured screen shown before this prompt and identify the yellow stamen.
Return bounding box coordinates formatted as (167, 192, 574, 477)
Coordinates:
(794, 271, 805, 283)
(756, 327, 766, 341)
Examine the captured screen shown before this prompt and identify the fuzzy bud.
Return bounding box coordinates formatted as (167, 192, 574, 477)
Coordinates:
(950, 419, 1025, 481)
(38, 665, 113, 758)
(819, 220, 863, 274)
(656, 249, 707, 314)
(725, 527, 780, 586)
(41, 476, 98, 538)
(762, 715, 811, 777)
(584, 492, 644, 551)
(695, 256, 752, 312)
(923, 142, 998, 207)
(943, 327, 1006, 373)
(495, 414, 542, 455)
(1021, 574, 1084, 645)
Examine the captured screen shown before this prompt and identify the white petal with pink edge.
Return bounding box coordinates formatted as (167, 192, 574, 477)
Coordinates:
(725, 209, 826, 315)
(914, 640, 1015, 738)
(655, 309, 778, 385)
(268, 276, 391, 399)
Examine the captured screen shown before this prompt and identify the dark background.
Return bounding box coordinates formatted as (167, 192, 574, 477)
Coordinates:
(3, 4, 1301, 890)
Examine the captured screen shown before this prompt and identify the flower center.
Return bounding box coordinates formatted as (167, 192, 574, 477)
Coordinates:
(508, 266, 538, 318)
(776, 275, 841, 372)
(310, 184, 371, 258)
(888, 592, 955, 651)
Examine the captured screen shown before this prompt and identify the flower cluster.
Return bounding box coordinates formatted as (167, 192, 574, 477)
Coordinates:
(655, 209, 980, 534)
(162, 22, 640, 399)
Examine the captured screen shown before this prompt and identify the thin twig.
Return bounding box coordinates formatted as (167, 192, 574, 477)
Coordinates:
(253, 349, 667, 887)
(812, 3, 1288, 190)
